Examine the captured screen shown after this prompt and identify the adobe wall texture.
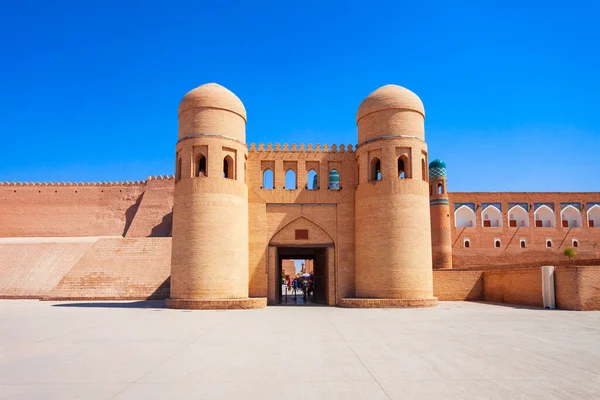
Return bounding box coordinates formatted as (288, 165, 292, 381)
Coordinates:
(433, 270, 483, 301)
(0, 176, 174, 238)
(555, 266, 600, 311)
(482, 268, 543, 307)
(449, 192, 600, 268)
(0, 240, 95, 298)
(45, 238, 171, 300)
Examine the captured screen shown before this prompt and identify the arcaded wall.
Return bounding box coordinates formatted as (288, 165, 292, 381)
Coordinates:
(555, 266, 600, 311)
(482, 268, 543, 307)
(449, 192, 600, 268)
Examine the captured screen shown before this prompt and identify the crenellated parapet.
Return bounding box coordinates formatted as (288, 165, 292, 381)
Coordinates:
(249, 143, 355, 152)
(248, 143, 356, 162)
(0, 175, 175, 187)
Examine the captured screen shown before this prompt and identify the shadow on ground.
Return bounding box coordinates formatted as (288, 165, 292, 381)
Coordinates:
(52, 300, 166, 309)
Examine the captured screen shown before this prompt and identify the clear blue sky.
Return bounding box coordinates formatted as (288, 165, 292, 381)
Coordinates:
(1, 1, 598, 191)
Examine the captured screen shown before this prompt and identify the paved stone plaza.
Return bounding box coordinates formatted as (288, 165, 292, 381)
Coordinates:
(1, 300, 599, 399)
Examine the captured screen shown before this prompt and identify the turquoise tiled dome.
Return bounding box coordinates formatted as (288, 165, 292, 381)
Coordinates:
(429, 159, 447, 177)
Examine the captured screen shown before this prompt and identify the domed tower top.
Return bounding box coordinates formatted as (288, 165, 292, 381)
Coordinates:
(429, 159, 447, 178)
(178, 83, 247, 141)
(356, 85, 425, 144)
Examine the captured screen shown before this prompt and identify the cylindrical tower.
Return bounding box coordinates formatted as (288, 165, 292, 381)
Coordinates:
(429, 159, 453, 269)
(167, 83, 265, 309)
(351, 84, 437, 308)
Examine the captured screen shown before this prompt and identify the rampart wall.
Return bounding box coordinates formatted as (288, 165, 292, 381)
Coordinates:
(0, 176, 174, 238)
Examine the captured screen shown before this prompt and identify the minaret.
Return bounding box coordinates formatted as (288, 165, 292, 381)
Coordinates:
(352, 85, 437, 307)
(167, 83, 265, 309)
(429, 159, 453, 269)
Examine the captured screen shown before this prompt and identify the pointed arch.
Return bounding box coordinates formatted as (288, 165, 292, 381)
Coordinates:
(534, 205, 555, 228)
(195, 152, 207, 177)
(285, 169, 297, 189)
(561, 205, 582, 228)
(262, 168, 274, 189)
(421, 158, 427, 182)
(269, 215, 335, 246)
(306, 169, 318, 190)
(508, 205, 529, 227)
(588, 204, 600, 227)
(482, 205, 502, 227)
(329, 169, 340, 190)
(398, 156, 406, 179)
(455, 205, 476, 228)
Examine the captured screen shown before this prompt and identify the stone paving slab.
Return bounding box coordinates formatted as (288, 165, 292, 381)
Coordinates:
(0, 300, 599, 399)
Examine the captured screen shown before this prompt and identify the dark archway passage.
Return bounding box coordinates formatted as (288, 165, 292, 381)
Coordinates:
(271, 246, 332, 306)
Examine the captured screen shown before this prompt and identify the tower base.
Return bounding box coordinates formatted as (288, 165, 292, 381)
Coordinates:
(166, 298, 267, 310)
(338, 297, 438, 308)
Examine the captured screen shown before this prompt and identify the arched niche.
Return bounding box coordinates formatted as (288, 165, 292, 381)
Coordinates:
(307, 170, 318, 190)
(508, 205, 529, 227)
(285, 169, 297, 189)
(370, 157, 381, 181)
(588, 205, 600, 227)
(534, 205, 555, 228)
(561, 205, 582, 228)
(223, 155, 234, 179)
(455, 205, 476, 228)
(482, 205, 502, 227)
(263, 168, 274, 189)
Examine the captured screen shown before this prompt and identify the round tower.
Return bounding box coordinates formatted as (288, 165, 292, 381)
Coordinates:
(429, 159, 453, 269)
(167, 83, 265, 309)
(350, 84, 437, 308)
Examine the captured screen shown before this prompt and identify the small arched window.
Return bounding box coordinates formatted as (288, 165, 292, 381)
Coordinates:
(520, 240, 526, 248)
(176, 157, 182, 182)
(329, 169, 340, 190)
(196, 154, 207, 177)
(495, 240, 501, 248)
(422, 158, 427, 182)
(398, 158, 405, 179)
(285, 169, 296, 189)
(223, 155, 234, 179)
(370, 157, 381, 181)
(572, 239, 579, 248)
(464, 239, 470, 248)
(307, 170, 318, 190)
(263, 169, 274, 189)
(438, 183, 443, 195)
(546, 240, 552, 248)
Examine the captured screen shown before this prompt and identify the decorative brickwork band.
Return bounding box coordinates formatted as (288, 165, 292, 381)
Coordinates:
(560, 202, 582, 211)
(508, 202, 529, 212)
(482, 202, 502, 212)
(249, 143, 355, 153)
(534, 202, 555, 211)
(454, 202, 475, 212)
(430, 198, 449, 206)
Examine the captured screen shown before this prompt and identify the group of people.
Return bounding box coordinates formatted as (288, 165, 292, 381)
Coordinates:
(283, 275, 314, 297)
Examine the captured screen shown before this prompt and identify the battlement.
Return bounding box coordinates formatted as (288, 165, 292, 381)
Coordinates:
(0, 175, 175, 187)
(249, 143, 355, 153)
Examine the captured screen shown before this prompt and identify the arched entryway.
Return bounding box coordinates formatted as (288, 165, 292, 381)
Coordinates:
(267, 216, 335, 306)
